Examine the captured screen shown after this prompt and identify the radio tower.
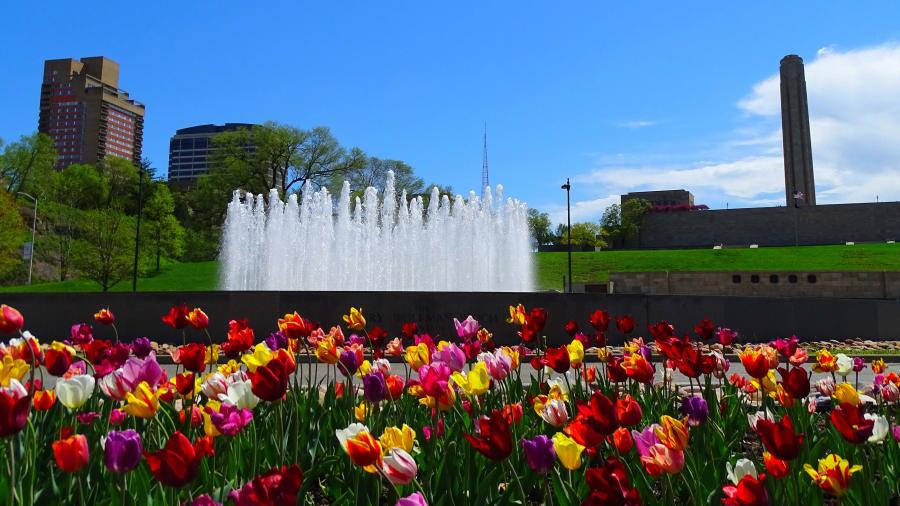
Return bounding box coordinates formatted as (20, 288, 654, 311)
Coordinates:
(481, 123, 489, 197)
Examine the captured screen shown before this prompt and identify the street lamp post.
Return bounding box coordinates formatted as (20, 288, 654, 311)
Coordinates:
(561, 179, 572, 293)
(17, 192, 37, 284)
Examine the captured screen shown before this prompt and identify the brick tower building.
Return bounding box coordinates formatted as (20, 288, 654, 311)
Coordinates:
(780, 54, 816, 207)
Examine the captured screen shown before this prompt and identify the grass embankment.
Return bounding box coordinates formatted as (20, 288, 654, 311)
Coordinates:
(534, 243, 900, 291)
(2, 243, 898, 292)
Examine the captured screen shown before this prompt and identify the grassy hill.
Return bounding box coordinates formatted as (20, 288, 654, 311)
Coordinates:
(1, 243, 898, 292)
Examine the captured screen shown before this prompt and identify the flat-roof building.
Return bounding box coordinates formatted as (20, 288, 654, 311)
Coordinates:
(621, 189, 694, 208)
(39, 57, 145, 168)
(167, 123, 256, 186)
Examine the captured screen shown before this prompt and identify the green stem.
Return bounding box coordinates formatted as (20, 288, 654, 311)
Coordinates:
(505, 458, 527, 505)
(7, 437, 16, 506)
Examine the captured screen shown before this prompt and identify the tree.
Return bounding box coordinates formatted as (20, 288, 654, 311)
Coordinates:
(0, 190, 26, 281)
(527, 208, 554, 245)
(143, 183, 185, 272)
(558, 222, 606, 248)
(1, 133, 56, 196)
(72, 209, 135, 291)
(97, 157, 139, 210)
(329, 157, 424, 198)
(599, 204, 622, 248)
(620, 198, 651, 243)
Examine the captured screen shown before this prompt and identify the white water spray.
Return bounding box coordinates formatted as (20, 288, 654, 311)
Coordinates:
(220, 171, 534, 291)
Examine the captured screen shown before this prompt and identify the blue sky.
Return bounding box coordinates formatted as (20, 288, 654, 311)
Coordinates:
(3, 2, 900, 224)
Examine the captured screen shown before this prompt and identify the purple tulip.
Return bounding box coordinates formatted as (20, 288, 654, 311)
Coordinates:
(432, 343, 466, 372)
(109, 409, 127, 426)
(680, 395, 709, 426)
(120, 353, 164, 390)
(77, 411, 101, 425)
(892, 425, 900, 443)
(631, 425, 661, 457)
(521, 435, 556, 474)
(348, 334, 367, 346)
(188, 495, 223, 506)
(363, 372, 387, 402)
(130, 337, 153, 358)
(339, 350, 359, 376)
(264, 331, 288, 351)
(69, 323, 93, 345)
(206, 404, 253, 436)
(852, 357, 866, 373)
(453, 316, 479, 339)
(396, 492, 429, 506)
(104, 429, 142, 473)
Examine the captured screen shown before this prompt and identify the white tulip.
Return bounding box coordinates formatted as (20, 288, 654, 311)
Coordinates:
(540, 398, 569, 427)
(865, 413, 889, 443)
(726, 458, 757, 485)
(217, 378, 259, 410)
(835, 354, 853, 377)
(56, 374, 95, 409)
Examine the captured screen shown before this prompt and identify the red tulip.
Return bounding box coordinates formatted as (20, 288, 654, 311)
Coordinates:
(52, 434, 89, 473)
(755, 415, 804, 461)
(187, 308, 209, 330)
(607, 356, 628, 383)
(616, 394, 643, 427)
(675, 345, 704, 379)
(175, 373, 195, 397)
(463, 409, 512, 461)
(161, 304, 190, 329)
(368, 326, 389, 349)
(144, 431, 205, 488)
(250, 352, 293, 402)
(648, 321, 675, 341)
(401, 321, 418, 339)
(830, 403, 874, 444)
(612, 427, 634, 454)
(583, 457, 642, 506)
(564, 320, 579, 337)
(277, 312, 314, 340)
(589, 309, 610, 332)
(763, 452, 789, 479)
(565, 391, 618, 448)
(93, 308, 115, 325)
(0, 304, 24, 334)
(722, 473, 769, 506)
(222, 319, 255, 358)
(230, 465, 303, 506)
(655, 334, 689, 361)
(692, 319, 715, 340)
(174, 343, 207, 373)
(622, 354, 654, 384)
(545, 346, 571, 373)
(615, 315, 635, 335)
(44, 347, 73, 377)
(0, 380, 30, 437)
(777, 366, 810, 399)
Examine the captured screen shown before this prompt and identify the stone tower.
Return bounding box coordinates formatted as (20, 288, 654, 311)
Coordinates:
(780, 55, 816, 207)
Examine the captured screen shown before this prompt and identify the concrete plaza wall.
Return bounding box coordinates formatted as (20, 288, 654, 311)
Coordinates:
(2, 291, 898, 344)
(633, 202, 900, 248)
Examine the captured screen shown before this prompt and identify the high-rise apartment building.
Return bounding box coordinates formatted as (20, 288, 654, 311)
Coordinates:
(39, 57, 145, 168)
(167, 123, 257, 186)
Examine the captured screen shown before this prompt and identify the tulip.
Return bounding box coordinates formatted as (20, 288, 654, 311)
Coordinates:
(385, 375, 405, 401)
(76, 411, 100, 425)
(831, 403, 874, 444)
(739, 346, 773, 379)
(0, 304, 24, 334)
(363, 371, 387, 403)
(131, 337, 153, 358)
(539, 398, 569, 427)
(0, 379, 30, 437)
(191, 495, 223, 506)
(249, 351, 293, 402)
(589, 309, 610, 331)
(380, 424, 416, 453)
(564, 391, 619, 448)
(815, 377, 835, 396)
(109, 409, 126, 426)
(755, 415, 804, 460)
(567, 339, 585, 368)
(206, 403, 253, 436)
(763, 451, 789, 478)
(521, 435, 556, 473)
(544, 346, 570, 373)
(103, 429, 142, 473)
(145, 431, 205, 487)
(404, 343, 431, 372)
(616, 315, 635, 335)
(94, 308, 115, 325)
(552, 432, 585, 470)
(871, 358, 886, 374)
(892, 426, 900, 442)
(123, 381, 162, 419)
(584, 457, 642, 505)
(453, 315, 479, 339)
(277, 312, 314, 340)
(722, 473, 768, 506)
(451, 362, 490, 396)
(161, 304, 190, 329)
(342, 307, 366, 331)
(187, 308, 209, 330)
(44, 345, 74, 377)
(778, 366, 810, 399)
(680, 395, 708, 426)
(654, 416, 690, 451)
(0, 355, 29, 387)
(463, 410, 512, 461)
(621, 353, 653, 383)
(813, 349, 838, 373)
(835, 353, 853, 377)
(725, 458, 757, 484)
(432, 342, 466, 372)
(612, 427, 634, 453)
(52, 434, 89, 473)
(56, 374, 95, 410)
(229, 465, 303, 505)
(339, 349, 360, 376)
(881, 382, 899, 403)
(832, 383, 859, 406)
(640, 443, 684, 476)
(772, 335, 798, 358)
(717, 327, 737, 346)
(804, 454, 861, 497)
(173, 343, 207, 373)
(383, 448, 418, 485)
(336, 423, 382, 469)
(397, 492, 429, 506)
(33, 389, 56, 411)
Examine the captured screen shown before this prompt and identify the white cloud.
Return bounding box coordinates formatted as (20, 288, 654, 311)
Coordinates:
(547, 194, 620, 225)
(567, 43, 900, 220)
(620, 120, 657, 129)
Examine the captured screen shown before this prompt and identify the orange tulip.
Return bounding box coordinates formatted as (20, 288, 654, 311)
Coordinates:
(33, 390, 57, 411)
(654, 416, 690, 451)
(52, 434, 89, 473)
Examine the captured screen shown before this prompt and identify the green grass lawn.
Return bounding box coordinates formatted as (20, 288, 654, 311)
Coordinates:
(2, 243, 898, 292)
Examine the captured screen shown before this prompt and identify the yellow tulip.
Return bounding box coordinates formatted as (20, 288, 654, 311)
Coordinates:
(380, 424, 416, 453)
(356, 359, 372, 378)
(123, 381, 160, 419)
(404, 344, 431, 371)
(355, 402, 368, 422)
(241, 343, 273, 372)
(567, 340, 584, 368)
(50, 341, 76, 355)
(804, 454, 862, 497)
(596, 347, 609, 363)
(833, 383, 860, 406)
(203, 399, 222, 437)
(0, 355, 29, 387)
(206, 344, 220, 365)
(316, 337, 339, 365)
(451, 362, 490, 396)
(218, 359, 241, 375)
(654, 416, 690, 451)
(501, 346, 520, 370)
(506, 304, 526, 325)
(343, 307, 366, 331)
(552, 432, 585, 470)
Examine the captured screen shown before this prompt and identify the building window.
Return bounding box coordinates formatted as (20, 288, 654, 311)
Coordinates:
(732, 275, 741, 284)
(788, 274, 798, 283)
(807, 274, 817, 284)
(751, 275, 760, 284)
(769, 274, 779, 283)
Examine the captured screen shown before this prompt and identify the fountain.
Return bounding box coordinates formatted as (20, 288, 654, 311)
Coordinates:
(220, 171, 534, 291)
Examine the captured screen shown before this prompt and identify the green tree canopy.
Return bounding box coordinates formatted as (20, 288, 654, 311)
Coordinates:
(1, 132, 56, 197)
(0, 190, 27, 281)
(558, 222, 606, 248)
(527, 208, 554, 245)
(329, 157, 424, 198)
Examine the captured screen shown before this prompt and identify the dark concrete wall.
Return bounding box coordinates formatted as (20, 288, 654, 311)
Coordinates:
(2, 291, 897, 345)
(634, 202, 900, 248)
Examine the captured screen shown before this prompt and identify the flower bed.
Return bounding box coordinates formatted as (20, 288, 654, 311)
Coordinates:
(0, 303, 898, 505)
